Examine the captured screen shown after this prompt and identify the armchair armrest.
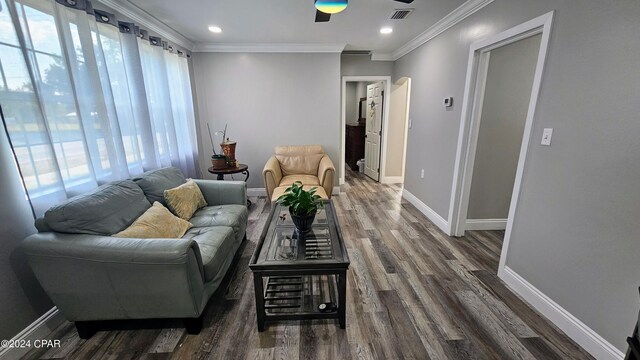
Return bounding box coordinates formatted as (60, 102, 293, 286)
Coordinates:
(318, 155, 335, 198)
(193, 179, 247, 206)
(22, 233, 206, 321)
(263, 156, 282, 200)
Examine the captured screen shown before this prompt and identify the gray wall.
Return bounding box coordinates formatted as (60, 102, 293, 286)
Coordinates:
(0, 130, 53, 340)
(341, 55, 393, 77)
(467, 35, 541, 219)
(394, 0, 640, 350)
(192, 53, 341, 189)
(345, 82, 359, 125)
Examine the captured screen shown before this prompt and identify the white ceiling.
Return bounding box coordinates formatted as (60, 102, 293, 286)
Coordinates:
(125, 0, 466, 54)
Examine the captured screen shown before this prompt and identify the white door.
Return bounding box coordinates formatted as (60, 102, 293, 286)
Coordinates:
(364, 82, 383, 181)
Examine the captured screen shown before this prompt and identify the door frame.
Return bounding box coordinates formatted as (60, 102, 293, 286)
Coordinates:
(446, 12, 555, 274)
(340, 76, 391, 185)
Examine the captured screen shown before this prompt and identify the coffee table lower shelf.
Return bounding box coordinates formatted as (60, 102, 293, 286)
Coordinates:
(252, 270, 347, 331)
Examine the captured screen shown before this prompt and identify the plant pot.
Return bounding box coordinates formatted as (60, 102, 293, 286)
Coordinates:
(211, 155, 228, 170)
(220, 141, 237, 167)
(289, 208, 316, 234)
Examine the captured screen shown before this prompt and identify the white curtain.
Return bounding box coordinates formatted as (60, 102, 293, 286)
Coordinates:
(0, 0, 199, 217)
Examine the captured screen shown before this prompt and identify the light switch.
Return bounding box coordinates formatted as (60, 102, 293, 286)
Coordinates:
(541, 128, 553, 146)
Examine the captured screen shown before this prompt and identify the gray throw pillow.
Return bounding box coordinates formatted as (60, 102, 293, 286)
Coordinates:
(132, 167, 186, 205)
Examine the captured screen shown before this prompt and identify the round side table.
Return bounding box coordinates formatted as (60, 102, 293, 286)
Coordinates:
(208, 164, 251, 207)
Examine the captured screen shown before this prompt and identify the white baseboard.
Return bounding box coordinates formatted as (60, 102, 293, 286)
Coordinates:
(382, 176, 404, 184)
(247, 188, 267, 197)
(0, 307, 65, 360)
(332, 186, 340, 195)
(401, 189, 450, 235)
(499, 266, 624, 360)
(465, 218, 507, 230)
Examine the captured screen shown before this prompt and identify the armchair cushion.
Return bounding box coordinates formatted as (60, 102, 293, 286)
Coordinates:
(279, 175, 320, 187)
(113, 202, 193, 239)
(275, 154, 324, 176)
(271, 185, 328, 201)
(133, 167, 186, 205)
(44, 179, 150, 236)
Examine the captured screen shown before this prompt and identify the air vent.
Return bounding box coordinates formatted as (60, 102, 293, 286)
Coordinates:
(390, 8, 414, 20)
(342, 50, 372, 56)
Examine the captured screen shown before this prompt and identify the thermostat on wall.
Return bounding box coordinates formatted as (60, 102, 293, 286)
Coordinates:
(444, 97, 453, 107)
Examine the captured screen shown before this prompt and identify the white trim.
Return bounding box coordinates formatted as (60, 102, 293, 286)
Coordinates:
(97, 0, 194, 50)
(340, 76, 392, 186)
(247, 188, 267, 197)
(399, 77, 411, 184)
(382, 176, 404, 184)
(332, 186, 340, 196)
(448, 12, 555, 256)
(500, 267, 624, 360)
(402, 189, 449, 234)
(465, 218, 507, 231)
(192, 43, 346, 53)
(0, 307, 65, 360)
(390, 0, 495, 61)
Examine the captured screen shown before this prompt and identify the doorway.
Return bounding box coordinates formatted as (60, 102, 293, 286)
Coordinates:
(447, 12, 555, 273)
(341, 76, 410, 185)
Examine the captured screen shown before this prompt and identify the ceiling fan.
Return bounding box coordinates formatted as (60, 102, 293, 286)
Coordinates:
(315, 0, 414, 23)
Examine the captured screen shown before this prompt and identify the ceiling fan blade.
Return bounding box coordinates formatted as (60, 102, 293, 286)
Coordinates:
(315, 10, 331, 22)
(394, 0, 414, 3)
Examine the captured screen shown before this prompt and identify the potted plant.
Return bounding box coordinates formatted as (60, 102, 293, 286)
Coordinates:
(277, 181, 323, 234)
(207, 123, 228, 169)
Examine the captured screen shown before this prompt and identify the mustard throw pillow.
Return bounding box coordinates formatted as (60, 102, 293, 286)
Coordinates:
(113, 202, 192, 238)
(164, 179, 208, 220)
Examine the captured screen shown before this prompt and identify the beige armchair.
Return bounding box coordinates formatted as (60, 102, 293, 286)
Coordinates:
(263, 145, 335, 202)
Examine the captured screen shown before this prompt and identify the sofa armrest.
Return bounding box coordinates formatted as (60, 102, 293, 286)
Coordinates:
(263, 156, 282, 200)
(318, 155, 335, 198)
(22, 233, 206, 321)
(193, 179, 247, 206)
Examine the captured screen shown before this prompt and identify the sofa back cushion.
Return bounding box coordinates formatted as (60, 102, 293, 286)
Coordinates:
(44, 180, 151, 235)
(132, 167, 186, 205)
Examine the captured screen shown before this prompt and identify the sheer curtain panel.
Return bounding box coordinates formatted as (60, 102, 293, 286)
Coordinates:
(0, 0, 199, 217)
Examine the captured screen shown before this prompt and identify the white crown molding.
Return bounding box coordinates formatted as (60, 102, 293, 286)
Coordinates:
(390, 0, 495, 61)
(96, 0, 195, 50)
(370, 52, 394, 61)
(192, 43, 346, 54)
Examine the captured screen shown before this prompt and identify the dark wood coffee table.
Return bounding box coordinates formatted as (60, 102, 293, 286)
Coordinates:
(249, 200, 350, 331)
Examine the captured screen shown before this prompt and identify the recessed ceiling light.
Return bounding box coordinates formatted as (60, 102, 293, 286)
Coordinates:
(208, 26, 222, 33)
(380, 27, 393, 34)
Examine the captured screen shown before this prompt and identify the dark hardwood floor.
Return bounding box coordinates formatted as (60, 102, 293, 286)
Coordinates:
(23, 169, 592, 359)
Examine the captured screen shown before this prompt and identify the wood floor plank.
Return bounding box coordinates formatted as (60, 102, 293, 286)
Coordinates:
(24, 167, 592, 360)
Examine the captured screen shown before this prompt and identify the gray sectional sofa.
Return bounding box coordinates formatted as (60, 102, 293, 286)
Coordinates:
(21, 167, 248, 338)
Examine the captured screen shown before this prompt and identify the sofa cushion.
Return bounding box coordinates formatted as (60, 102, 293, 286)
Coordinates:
(164, 180, 207, 220)
(271, 185, 328, 202)
(132, 167, 186, 205)
(182, 226, 235, 282)
(275, 154, 324, 176)
(44, 180, 151, 235)
(113, 202, 192, 239)
(189, 205, 248, 240)
(279, 175, 320, 187)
